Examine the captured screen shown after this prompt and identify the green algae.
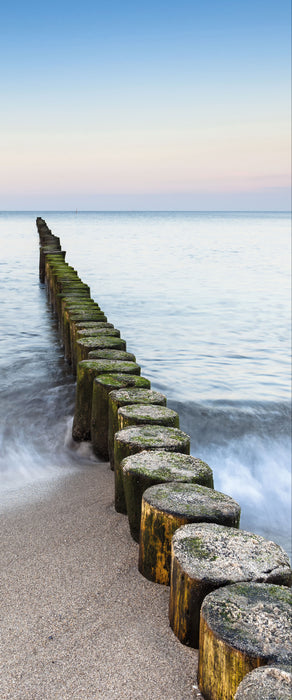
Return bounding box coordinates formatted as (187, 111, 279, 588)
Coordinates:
(201, 583, 292, 660)
(118, 404, 179, 429)
(88, 349, 136, 361)
(142, 482, 240, 526)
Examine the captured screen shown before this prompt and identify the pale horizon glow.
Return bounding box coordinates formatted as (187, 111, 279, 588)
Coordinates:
(0, 0, 291, 211)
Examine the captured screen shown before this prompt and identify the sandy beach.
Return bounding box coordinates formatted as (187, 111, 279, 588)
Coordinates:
(0, 460, 203, 699)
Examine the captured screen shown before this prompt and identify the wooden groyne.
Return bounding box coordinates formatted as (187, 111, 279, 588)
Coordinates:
(36, 217, 292, 699)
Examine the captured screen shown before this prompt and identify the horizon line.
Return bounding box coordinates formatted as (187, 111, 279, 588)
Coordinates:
(0, 209, 291, 214)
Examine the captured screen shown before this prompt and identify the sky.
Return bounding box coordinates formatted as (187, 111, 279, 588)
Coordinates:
(0, 0, 291, 210)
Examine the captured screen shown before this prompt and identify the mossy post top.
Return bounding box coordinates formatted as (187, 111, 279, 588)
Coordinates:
(118, 404, 178, 424)
(68, 311, 107, 322)
(76, 324, 114, 335)
(77, 359, 141, 377)
(234, 666, 292, 700)
(77, 328, 120, 339)
(109, 388, 166, 406)
(114, 425, 191, 452)
(122, 450, 213, 486)
(76, 321, 109, 329)
(58, 289, 90, 299)
(200, 582, 292, 663)
(171, 522, 292, 585)
(76, 337, 126, 352)
(142, 482, 241, 525)
(67, 308, 104, 318)
(88, 349, 136, 362)
(65, 301, 100, 310)
(94, 373, 151, 390)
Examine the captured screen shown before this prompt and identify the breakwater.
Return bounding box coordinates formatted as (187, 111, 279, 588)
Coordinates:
(37, 217, 292, 699)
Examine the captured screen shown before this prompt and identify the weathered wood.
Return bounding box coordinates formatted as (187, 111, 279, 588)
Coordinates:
(118, 404, 179, 430)
(57, 283, 90, 304)
(76, 336, 127, 364)
(58, 288, 91, 321)
(138, 483, 240, 585)
(72, 360, 141, 441)
(49, 270, 81, 298)
(76, 324, 115, 336)
(76, 321, 109, 330)
(114, 426, 191, 514)
(40, 251, 64, 282)
(169, 522, 292, 648)
(64, 309, 107, 326)
(198, 583, 292, 700)
(41, 251, 66, 282)
(63, 310, 107, 363)
(108, 389, 166, 469)
(90, 375, 151, 460)
(234, 665, 292, 699)
(46, 262, 76, 306)
(122, 450, 214, 542)
(89, 349, 136, 362)
(71, 324, 116, 370)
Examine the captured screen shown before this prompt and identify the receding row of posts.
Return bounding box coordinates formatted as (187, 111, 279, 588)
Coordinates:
(36, 217, 292, 700)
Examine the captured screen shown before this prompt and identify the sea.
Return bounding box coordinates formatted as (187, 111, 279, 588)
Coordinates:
(0, 211, 291, 560)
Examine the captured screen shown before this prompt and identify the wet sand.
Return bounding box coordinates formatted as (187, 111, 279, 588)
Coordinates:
(0, 461, 203, 699)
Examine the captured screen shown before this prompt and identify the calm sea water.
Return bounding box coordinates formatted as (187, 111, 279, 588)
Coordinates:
(0, 211, 291, 558)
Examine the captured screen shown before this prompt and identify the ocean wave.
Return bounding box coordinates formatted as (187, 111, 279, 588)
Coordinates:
(169, 399, 291, 444)
(169, 399, 291, 561)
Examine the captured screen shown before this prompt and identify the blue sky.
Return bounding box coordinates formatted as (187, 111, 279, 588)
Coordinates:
(0, 0, 291, 209)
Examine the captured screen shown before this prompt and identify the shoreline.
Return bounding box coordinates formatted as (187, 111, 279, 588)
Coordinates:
(0, 460, 203, 699)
